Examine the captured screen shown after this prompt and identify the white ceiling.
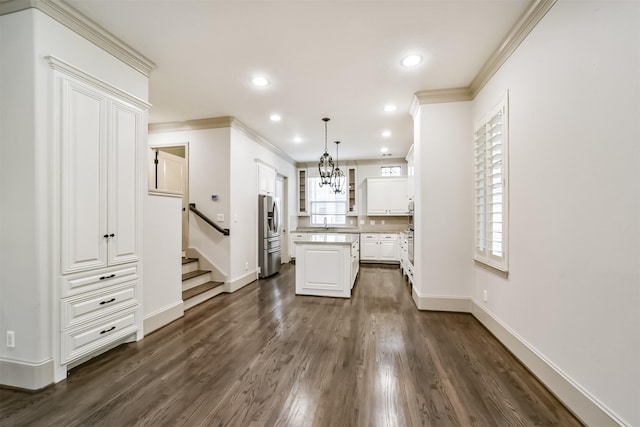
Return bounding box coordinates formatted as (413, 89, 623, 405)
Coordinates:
(66, 0, 530, 163)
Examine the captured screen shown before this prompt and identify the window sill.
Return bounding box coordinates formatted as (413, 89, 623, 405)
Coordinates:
(474, 259, 509, 279)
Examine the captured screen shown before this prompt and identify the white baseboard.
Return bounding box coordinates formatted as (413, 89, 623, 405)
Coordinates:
(143, 300, 184, 335)
(0, 357, 54, 390)
(469, 301, 627, 427)
(225, 270, 257, 293)
(411, 286, 472, 312)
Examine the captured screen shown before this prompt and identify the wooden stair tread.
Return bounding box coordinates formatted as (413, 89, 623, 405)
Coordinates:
(182, 269, 211, 281)
(182, 281, 223, 300)
(182, 257, 199, 265)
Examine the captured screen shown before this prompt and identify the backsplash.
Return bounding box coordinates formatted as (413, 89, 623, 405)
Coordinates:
(297, 215, 409, 233)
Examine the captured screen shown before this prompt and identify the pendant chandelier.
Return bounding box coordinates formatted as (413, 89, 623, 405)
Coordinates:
(318, 117, 334, 187)
(331, 140, 345, 194)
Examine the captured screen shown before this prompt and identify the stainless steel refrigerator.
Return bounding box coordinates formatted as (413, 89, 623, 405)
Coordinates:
(258, 195, 281, 278)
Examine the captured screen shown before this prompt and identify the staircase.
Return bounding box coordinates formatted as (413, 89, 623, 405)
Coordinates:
(182, 257, 224, 310)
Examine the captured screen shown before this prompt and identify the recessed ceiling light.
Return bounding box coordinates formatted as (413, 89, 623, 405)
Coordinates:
(384, 104, 397, 113)
(401, 54, 422, 67)
(380, 147, 389, 153)
(270, 114, 281, 122)
(293, 136, 302, 143)
(382, 130, 391, 138)
(252, 76, 269, 87)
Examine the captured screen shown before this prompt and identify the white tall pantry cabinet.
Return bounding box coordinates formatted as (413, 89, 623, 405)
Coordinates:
(49, 57, 148, 380)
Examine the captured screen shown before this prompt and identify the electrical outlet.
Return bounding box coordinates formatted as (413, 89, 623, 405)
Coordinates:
(370, 220, 375, 225)
(482, 290, 488, 302)
(381, 220, 385, 225)
(244, 261, 249, 271)
(7, 331, 15, 348)
(359, 219, 364, 225)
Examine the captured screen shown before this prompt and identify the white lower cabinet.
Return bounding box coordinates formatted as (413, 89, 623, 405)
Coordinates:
(360, 233, 399, 263)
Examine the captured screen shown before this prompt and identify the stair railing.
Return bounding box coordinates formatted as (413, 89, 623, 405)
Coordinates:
(189, 203, 230, 236)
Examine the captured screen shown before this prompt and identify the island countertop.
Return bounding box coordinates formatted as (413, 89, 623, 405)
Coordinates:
(293, 233, 359, 245)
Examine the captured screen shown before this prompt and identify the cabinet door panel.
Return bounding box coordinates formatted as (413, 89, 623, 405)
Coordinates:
(61, 80, 108, 274)
(108, 102, 141, 265)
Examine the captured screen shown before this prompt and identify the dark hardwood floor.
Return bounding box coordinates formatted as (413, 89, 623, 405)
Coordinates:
(0, 264, 582, 426)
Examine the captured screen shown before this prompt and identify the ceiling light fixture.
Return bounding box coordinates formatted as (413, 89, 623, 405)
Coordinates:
(293, 136, 302, 143)
(270, 114, 281, 122)
(384, 104, 397, 113)
(331, 141, 345, 194)
(401, 54, 422, 67)
(252, 76, 269, 87)
(382, 130, 391, 137)
(318, 118, 334, 187)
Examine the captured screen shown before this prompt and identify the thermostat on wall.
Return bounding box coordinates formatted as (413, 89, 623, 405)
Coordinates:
(211, 195, 218, 201)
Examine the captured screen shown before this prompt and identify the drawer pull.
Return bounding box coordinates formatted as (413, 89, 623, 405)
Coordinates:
(100, 326, 116, 335)
(99, 274, 116, 280)
(99, 298, 116, 305)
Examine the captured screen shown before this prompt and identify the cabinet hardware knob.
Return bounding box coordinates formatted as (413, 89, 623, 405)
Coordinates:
(103, 234, 109, 238)
(99, 298, 116, 305)
(109, 233, 115, 237)
(100, 326, 116, 334)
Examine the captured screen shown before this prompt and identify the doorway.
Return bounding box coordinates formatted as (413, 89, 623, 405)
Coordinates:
(149, 144, 189, 252)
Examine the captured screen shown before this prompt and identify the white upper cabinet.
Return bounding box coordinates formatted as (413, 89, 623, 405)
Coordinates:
(59, 75, 143, 275)
(366, 177, 409, 215)
(257, 162, 276, 196)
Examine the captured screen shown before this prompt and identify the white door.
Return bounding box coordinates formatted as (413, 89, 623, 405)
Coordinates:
(60, 79, 108, 274)
(108, 100, 142, 266)
(150, 147, 189, 252)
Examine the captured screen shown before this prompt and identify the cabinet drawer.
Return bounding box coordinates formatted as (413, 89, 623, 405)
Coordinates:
(61, 265, 138, 297)
(61, 283, 139, 330)
(379, 233, 398, 241)
(360, 234, 379, 241)
(62, 310, 138, 364)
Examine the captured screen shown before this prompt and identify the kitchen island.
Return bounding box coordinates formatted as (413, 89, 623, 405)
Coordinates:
(293, 233, 360, 298)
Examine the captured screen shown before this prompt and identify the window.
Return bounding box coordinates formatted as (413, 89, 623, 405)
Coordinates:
(474, 93, 508, 272)
(380, 166, 402, 176)
(308, 177, 347, 226)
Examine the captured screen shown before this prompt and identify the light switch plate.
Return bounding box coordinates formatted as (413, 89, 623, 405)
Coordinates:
(217, 214, 224, 222)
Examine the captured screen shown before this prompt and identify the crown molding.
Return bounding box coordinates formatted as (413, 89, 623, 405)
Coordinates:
(149, 116, 297, 166)
(469, 0, 557, 95)
(411, 0, 556, 112)
(230, 118, 297, 165)
(148, 116, 234, 133)
(0, 0, 155, 77)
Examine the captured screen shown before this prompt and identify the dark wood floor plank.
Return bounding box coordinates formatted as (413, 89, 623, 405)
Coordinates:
(0, 263, 582, 427)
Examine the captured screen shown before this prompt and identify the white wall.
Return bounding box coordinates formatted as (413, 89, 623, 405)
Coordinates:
(413, 102, 474, 307)
(143, 194, 183, 333)
(471, 2, 639, 425)
(0, 9, 148, 381)
(149, 128, 232, 278)
(229, 128, 296, 283)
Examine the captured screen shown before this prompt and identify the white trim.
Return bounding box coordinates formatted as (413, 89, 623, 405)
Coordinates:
(0, 357, 54, 390)
(411, 0, 557, 107)
(410, 287, 472, 312)
(143, 300, 184, 335)
(45, 56, 151, 109)
(148, 116, 297, 165)
(0, 0, 155, 76)
(224, 270, 257, 293)
(469, 300, 630, 427)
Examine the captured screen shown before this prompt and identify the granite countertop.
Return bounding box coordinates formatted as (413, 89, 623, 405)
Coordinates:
(293, 233, 359, 244)
(295, 227, 406, 234)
